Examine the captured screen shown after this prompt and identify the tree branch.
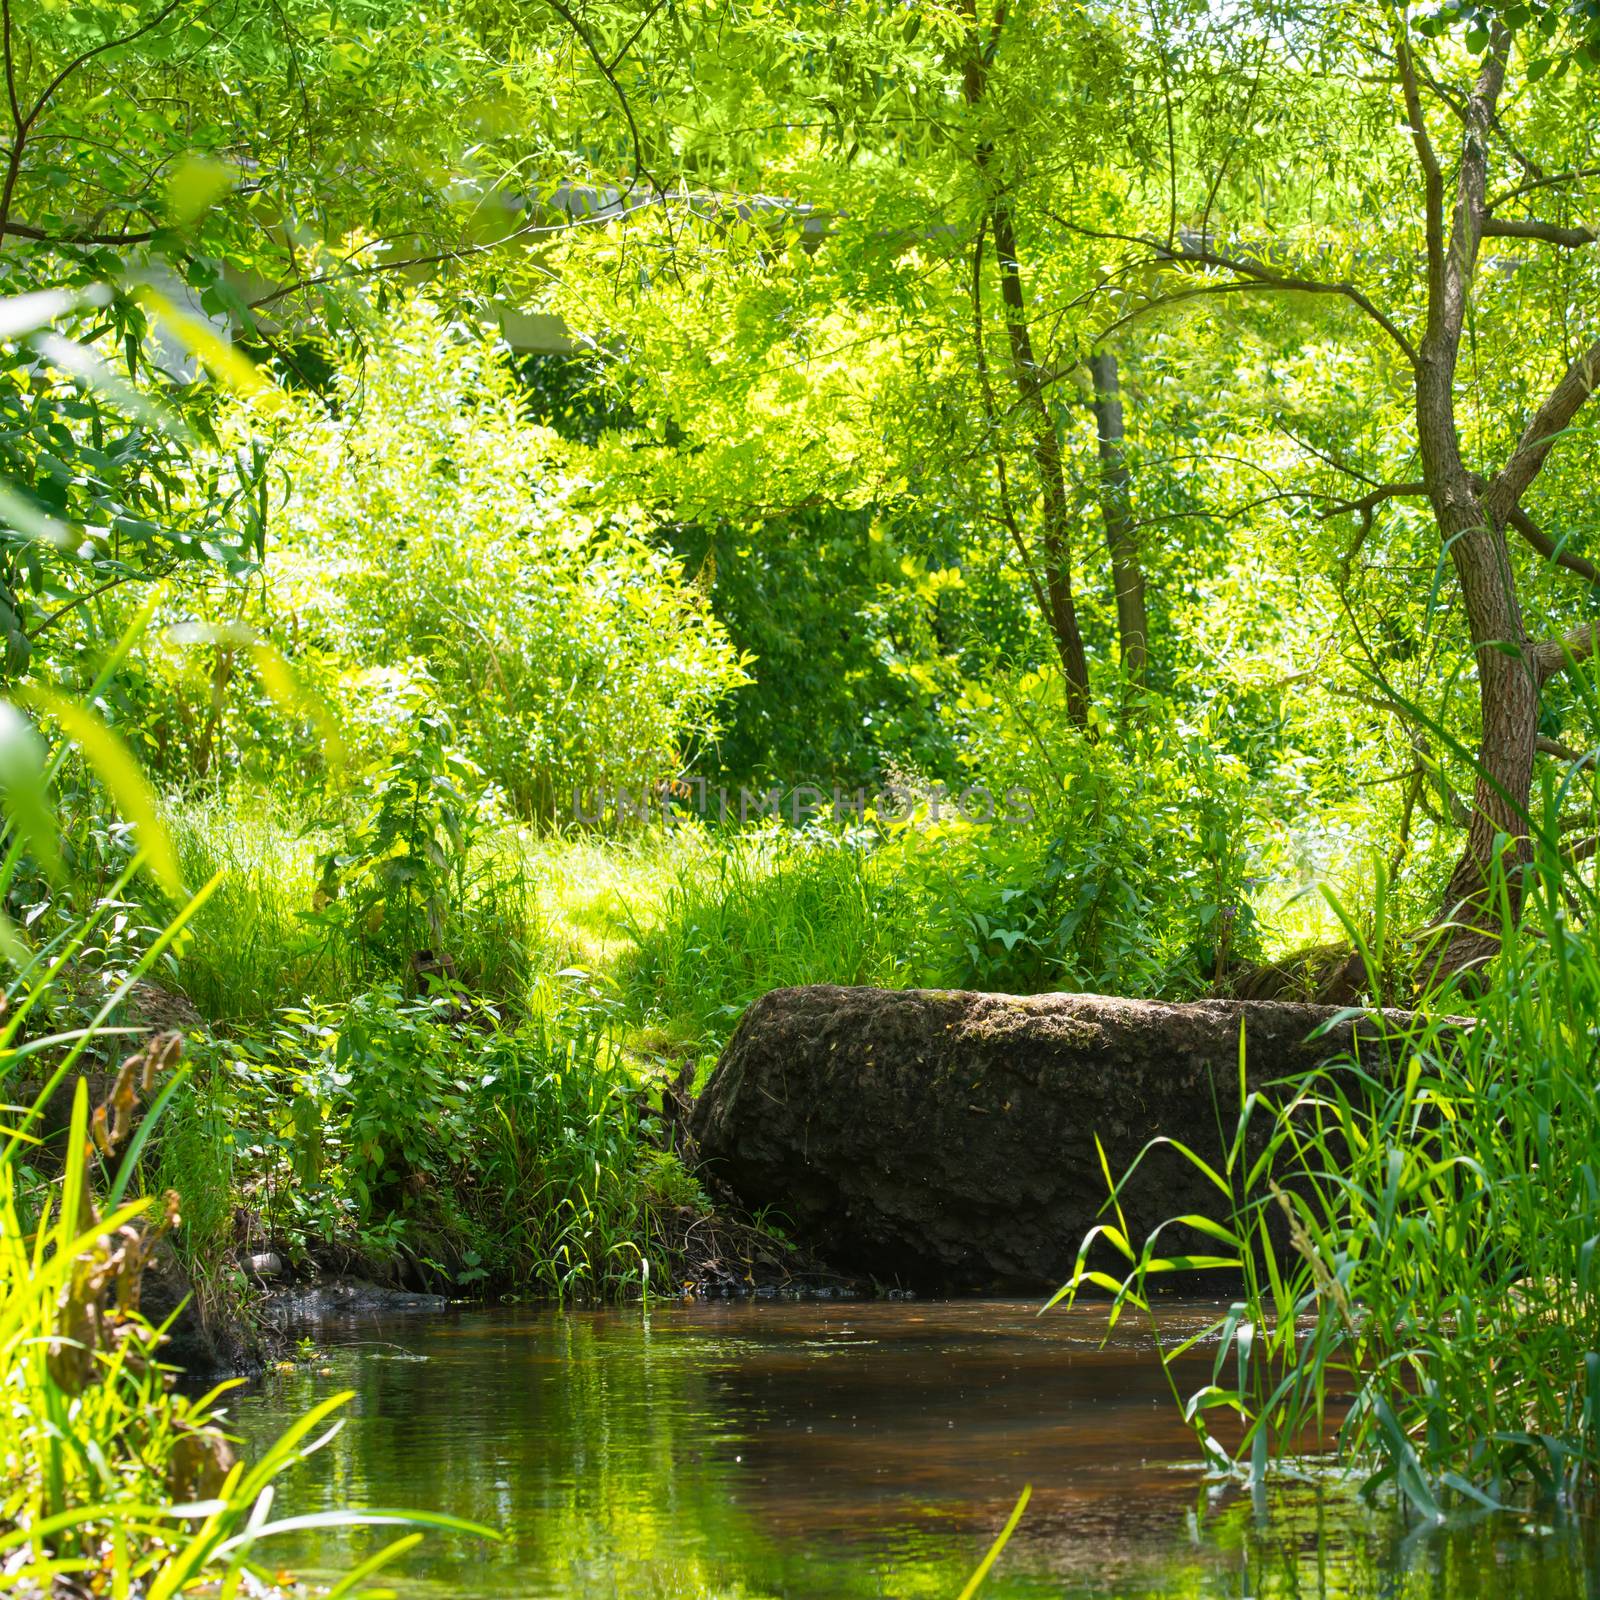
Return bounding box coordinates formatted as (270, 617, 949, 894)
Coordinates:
(541, 0, 657, 203)
(1165, 242, 1419, 365)
(1, 0, 20, 133)
(1316, 480, 1428, 519)
(0, 0, 191, 246)
(1488, 166, 1600, 209)
(2, 219, 158, 245)
(606, 0, 668, 73)
(1532, 621, 1600, 681)
(1484, 337, 1600, 523)
(1437, 29, 1509, 351)
(1536, 735, 1596, 768)
(1394, 22, 1445, 340)
(1057, 218, 1420, 367)
(24, 0, 189, 130)
(250, 219, 564, 310)
(24, 565, 171, 640)
(970, 222, 1052, 629)
(1502, 500, 1600, 587)
(1482, 215, 1597, 249)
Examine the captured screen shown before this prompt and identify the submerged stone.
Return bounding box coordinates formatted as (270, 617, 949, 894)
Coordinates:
(690, 984, 1400, 1292)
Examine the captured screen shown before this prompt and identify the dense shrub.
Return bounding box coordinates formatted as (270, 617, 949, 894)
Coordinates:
(267, 302, 746, 815)
(663, 505, 976, 789)
(109, 300, 747, 818)
(209, 983, 679, 1296)
(619, 671, 1278, 1051)
(930, 669, 1275, 995)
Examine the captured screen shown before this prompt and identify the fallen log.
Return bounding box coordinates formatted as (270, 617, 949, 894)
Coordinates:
(690, 985, 1404, 1292)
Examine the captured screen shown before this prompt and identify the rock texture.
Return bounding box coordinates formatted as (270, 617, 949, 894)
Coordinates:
(260, 1278, 449, 1326)
(141, 1239, 266, 1378)
(690, 985, 1400, 1292)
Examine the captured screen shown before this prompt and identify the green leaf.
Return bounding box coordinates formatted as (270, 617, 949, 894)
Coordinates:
(22, 686, 182, 896)
(164, 156, 239, 225)
(955, 1484, 1030, 1600)
(0, 483, 73, 549)
(133, 286, 287, 414)
(0, 700, 61, 911)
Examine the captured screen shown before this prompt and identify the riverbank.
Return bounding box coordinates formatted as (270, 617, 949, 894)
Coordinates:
(47, 793, 1356, 1374)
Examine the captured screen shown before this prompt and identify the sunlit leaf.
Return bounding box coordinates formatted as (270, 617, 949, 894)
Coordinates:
(0, 484, 73, 549)
(21, 687, 181, 896)
(0, 701, 61, 883)
(165, 155, 239, 225)
(31, 333, 187, 439)
(133, 287, 286, 413)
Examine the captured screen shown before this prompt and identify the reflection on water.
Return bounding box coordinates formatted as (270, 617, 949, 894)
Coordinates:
(230, 1299, 1600, 1598)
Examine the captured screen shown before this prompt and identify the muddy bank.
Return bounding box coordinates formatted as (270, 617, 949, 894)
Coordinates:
(163, 1227, 862, 1378)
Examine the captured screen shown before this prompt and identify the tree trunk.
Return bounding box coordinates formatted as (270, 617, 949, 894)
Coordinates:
(1417, 370, 1538, 981)
(960, 0, 1091, 728)
(1401, 32, 1537, 983)
(987, 202, 1092, 724)
(1432, 502, 1538, 980)
(1087, 349, 1149, 697)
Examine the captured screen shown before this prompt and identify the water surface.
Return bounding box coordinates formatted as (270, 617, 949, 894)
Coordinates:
(232, 1298, 1599, 1598)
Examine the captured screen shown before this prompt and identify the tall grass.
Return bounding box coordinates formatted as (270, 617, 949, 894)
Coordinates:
(470, 1016, 667, 1297)
(1, 1076, 492, 1594)
(164, 795, 342, 1021)
(153, 793, 547, 1024)
(617, 826, 931, 1047)
(1059, 818, 1600, 1513)
(0, 873, 495, 1591)
(129, 801, 940, 1062)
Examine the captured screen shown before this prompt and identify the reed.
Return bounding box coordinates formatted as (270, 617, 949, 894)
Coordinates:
(1058, 805, 1600, 1514)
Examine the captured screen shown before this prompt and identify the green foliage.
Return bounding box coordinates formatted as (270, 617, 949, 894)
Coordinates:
(217, 300, 748, 816)
(154, 787, 546, 1025)
(620, 704, 1267, 1049)
(159, 793, 348, 1021)
(620, 826, 930, 1046)
(213, 984, 666, 1296)
(898, 673, 1271, 995)
(0, 706, 494, 1591)
(0, 286, 271, 684)
(666, 506, 988, 789)
(326, 700, 482, 965)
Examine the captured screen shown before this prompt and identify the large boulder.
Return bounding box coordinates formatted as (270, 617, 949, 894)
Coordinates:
(690, 985, 1398, 1292)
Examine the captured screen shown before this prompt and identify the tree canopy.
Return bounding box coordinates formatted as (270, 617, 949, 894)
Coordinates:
(3, 0, 1598, 972)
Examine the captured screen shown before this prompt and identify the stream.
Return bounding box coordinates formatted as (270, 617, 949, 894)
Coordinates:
(231, 1298, 1599, 1598)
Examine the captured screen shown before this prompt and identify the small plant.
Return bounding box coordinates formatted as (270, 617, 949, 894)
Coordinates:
(322, 695, 484, 973)
(216, 984, 670, 1298)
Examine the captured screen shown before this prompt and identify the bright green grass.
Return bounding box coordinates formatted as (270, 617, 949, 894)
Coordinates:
(153, 790, 1368, 1055)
